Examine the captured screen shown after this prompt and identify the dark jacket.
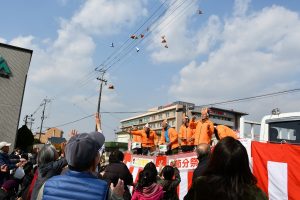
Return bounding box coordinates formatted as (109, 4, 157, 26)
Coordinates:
(42, 170, 108, 200)
(30, 158, 67, 200)
(0, 189, 9, 200)
(192, 156, 209, 183)
(103, 162, 133, 200)
(0, 151, 19, 185)
(17, 173, 34, 199)
(103, 162, 133, 186)
(157, 167, 181, 200)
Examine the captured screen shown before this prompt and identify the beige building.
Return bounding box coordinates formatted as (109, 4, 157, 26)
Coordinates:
(117, 101, 247, 143)
(34, 127, 64, 144)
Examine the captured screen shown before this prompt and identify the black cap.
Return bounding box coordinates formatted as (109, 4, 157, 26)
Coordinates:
(65, 132, 105, 170)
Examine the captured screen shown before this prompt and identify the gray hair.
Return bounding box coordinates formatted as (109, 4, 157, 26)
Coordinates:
(37, 144, 57, 165)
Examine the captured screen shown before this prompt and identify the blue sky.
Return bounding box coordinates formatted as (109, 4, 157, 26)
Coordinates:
(1, 0, 300, 141)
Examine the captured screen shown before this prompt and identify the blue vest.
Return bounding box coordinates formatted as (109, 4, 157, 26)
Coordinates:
(43, 170, 108, 200)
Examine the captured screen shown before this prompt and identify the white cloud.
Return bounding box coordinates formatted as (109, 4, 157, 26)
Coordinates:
(71, 0, 146, 35)
(233, 0, 251, 17)
(149, 1, 222, 63)
(169, 5, 300, 119)
(149, 0, 199, 62)
(0, 37, 7, 43)
(10, 0, 148, 137)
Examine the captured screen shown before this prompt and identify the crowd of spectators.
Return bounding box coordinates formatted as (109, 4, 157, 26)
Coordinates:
(0, 114, 267, 200)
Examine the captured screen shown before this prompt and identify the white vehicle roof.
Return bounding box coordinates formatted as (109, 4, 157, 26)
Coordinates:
(260, 112, 300, 142)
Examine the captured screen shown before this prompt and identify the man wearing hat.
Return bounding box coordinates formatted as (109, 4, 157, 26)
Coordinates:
(0, 142, 24, 185)
(130, 123, 158, 155)
(39, 131, 124, 200)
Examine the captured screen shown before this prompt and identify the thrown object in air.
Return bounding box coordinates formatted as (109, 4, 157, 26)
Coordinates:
(110, 42, 114, 47)
(140, 34, 145, 39)
(197, 9, 203, 14)
(108, 84, 114, 89)
(136, 47, 140, 52)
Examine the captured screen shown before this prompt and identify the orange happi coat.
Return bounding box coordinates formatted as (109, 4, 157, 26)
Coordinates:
(179, 124, 194, 146)
(216, 125, 237, 140)
(159, 127, 179, 150)
(193, 119, 214, 145)
(130, 130, 158, 147)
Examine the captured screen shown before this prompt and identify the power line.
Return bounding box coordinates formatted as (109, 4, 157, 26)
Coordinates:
(100, 0, 170, 70)
(49, 111, 157, 128)
(110, 0, 195, 74)
(46, 0, 173, 104)
(51, 114, 94, 128)
(102, 0, 185, 71)
(201, 88, 300, 107)
(104, 0, 194, 72)
(48, 88, 300, 128)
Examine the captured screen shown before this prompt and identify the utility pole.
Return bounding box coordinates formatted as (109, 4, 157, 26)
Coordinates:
(24, 115, 29, 125)
(95, 69, 107, 131)
(24, 114, 34, 131)
(39, 98, 51, 141)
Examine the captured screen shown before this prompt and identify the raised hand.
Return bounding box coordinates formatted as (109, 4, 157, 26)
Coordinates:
(95, 113, 101, 132)
(0, 165, 8, 172)
(170, 160, 177, 168)
(111, 179, 125, 198)
(69, 129, 78, 138)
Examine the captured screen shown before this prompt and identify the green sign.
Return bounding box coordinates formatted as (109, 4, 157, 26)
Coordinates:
(0, 56, 11, 78)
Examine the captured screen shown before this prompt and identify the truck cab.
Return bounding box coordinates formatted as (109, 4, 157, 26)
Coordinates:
(260, 112, 300, 144)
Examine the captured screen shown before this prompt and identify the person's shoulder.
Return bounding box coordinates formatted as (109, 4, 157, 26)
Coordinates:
(169, 127, 177, 132)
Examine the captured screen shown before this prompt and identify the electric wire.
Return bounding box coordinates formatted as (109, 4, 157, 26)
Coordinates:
(47, 88, 300, 128)
(103, 0, 194, 72)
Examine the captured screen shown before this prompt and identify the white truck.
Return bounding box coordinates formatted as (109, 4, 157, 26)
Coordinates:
(240, 111, 300, 144)
(239, 111, 300, 200)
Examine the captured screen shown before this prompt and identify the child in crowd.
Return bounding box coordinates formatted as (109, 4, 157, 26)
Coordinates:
(157, 161, 181, 200)
(132, 169, 164, 200)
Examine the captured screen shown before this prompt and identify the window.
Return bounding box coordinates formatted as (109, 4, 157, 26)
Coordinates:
(268, 120, 300, 144)
(152, 115, 156, 120)
(166, 112, 170, 118)
(158, 114, 162, 119)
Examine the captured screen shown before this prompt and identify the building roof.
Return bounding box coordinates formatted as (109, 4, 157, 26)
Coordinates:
(120, 104, 184, 122)
(0, 43, 33, 54)
(115, 131, 130, 135)
(195, 106, 248, 116)
(48, 137, 66, 144)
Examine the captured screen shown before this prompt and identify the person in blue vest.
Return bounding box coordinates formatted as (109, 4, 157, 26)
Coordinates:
(38, 130, 125, 200)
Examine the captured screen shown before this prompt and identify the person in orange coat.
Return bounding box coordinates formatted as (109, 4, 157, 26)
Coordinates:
(131, 130, 142, 155)
(159, 120, 179, 155)
(179, 117, 194, 152)
(214, 125, 238, 140)
(190, 108, 214, 145)
(130, 123, 158, 155)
